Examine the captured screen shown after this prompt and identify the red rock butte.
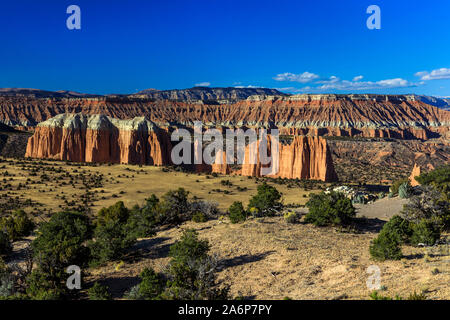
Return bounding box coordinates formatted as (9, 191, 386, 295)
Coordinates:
(24, 113, 338, 182)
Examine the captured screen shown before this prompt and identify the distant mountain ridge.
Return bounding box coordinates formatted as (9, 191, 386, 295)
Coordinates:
(1, 87, 450, 111)
(0, 88, 100, 98)
(415, 95, 450, 111)
(0, 87, 286, 102)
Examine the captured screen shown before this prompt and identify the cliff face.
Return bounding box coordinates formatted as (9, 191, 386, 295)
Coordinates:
(240, 136, 337, 181)
(2, 94, 449, 140)
(25, 113, 337, 181)
(25, 114, 172, 165)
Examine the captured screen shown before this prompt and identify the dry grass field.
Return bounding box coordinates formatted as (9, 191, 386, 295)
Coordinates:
(89, 217, 449, 300)
(0, 158, 319, 216)
(2, 157, 449, 300)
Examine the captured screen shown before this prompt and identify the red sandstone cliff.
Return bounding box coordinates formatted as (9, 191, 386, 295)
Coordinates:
(25, 113, 337, 181)
(4, 94, 450, 140)
(239, 136, 337, 181)
(25, 114, 172, 165)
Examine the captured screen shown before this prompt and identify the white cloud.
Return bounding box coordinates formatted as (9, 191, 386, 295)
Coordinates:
(234, 85, 261, 88)
(275, 86, 311, 93)
(316, 76, 340, 84)
(273, 72, 319, 83)
(415, 68, 450, 81)
(273, 70, 424, 92)
(195, 82, 211, 87)
(316, 78, 417, 91)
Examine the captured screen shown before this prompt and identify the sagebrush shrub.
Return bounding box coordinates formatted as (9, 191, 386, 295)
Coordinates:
(190, 200, 219, 219)
(283, 211, 298, 224)
(192, 212, 207, 223)
(398, 182, 413, 199)
(390, 178, 409, 196)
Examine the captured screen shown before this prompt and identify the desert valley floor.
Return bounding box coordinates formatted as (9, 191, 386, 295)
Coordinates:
(2, 157, 448, 300)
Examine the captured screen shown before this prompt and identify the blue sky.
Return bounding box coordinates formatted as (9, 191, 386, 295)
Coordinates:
(0, 0, 449, 96)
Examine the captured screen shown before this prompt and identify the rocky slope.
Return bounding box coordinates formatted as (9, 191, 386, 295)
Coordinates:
(25, 113, 338, 181)
(327, 138, 449, 184)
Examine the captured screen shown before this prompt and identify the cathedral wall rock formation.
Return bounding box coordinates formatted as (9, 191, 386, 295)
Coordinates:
(239, 136, 337, 181)
(25, 114, 172, 165)
(25, 113, 338, 182)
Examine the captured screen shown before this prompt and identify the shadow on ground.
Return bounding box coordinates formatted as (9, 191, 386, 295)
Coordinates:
(221, 251, 275, 269)
(100, 276, 141, 299)
(354, 217, 386, 233)
(127, 236, 173, 262)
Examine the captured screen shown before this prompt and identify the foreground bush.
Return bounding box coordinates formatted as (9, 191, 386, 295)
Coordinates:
(90, 219, 136, 266)
(247, 183, 282, 216)
(192, 212, 207, 223)
(165, 229, 228, 300)
(369, 290, 426, 300)
(411, 220, 440, 246)
(0, 210, 34, 241)
(29, 211, 93, 298)
(127, 229, 229, 300)
(228, 201, 246, 223)
(88, 282, 111, 300)
(381, 215, 413, 244)
(369, 229, 403, 261)
(305, 191, 355, 227)
(0, 261, 15, 298)
(96, 201, 129, 226)
(125, 196, 159, 238)
(0, 232, 11, 256)
(138, 268, 165, 300)
(159, 188, 191, 225)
